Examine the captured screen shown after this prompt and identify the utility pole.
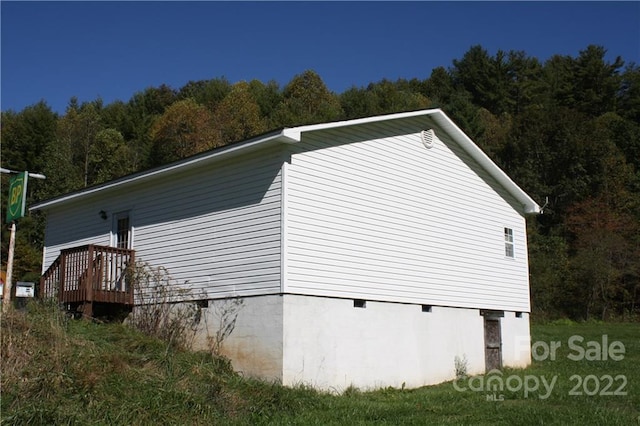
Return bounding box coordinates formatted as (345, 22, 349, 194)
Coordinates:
(1, 168, 46, 312)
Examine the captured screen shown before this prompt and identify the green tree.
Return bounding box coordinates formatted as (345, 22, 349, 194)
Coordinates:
(126, 85, 178, 168)
(528, 228, 571, 319)
(340, 79, 430, 119)
(149, 98, 218, 166)
(213, 81, 267, 145)
(0, 102, 57, 281)
(542, 46, 624, 117)
(42, 99, 105, 196)
(178, 78, 231, 111)
(618, 63, 640, 122)
(271, 70, 343, 127)
(499, 106, 613, 226)
(506, 50, 545, 114)
(473, 108, 512, 161)
(101, 100, 133, 137)
(451, 45, 509, 115)
(542, 54, 575, 108)
(519, 106, 639, 320)
(367, 79, 430, 114)
(0, 101, 58, 175)
(572, 45, 624, 116)
(451, 47, 546, 117)
(89, 128, 135, 184)
(566, 195, 640, 320)
(129, 84, 177, 116)
(247, 79, 282, 124)
(339, 86, 379, 119)
(423, 66, 454, 107)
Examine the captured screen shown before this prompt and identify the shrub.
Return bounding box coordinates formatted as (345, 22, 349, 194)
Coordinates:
(125, 261, 201, 350)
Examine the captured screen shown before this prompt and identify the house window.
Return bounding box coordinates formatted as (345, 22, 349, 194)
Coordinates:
(504, 227, 514, 258)
(114, 212, 131, 249)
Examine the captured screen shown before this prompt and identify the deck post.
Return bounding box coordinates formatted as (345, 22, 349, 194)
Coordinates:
(59, 250, 66, 304)
(128, 250, 136, 305)
(87, 245, 95, 318)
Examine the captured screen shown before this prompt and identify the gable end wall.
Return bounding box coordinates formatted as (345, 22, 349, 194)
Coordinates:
(284, 118, 531, 312)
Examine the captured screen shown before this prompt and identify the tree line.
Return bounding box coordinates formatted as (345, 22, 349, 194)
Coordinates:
(2, 44, 639, 321)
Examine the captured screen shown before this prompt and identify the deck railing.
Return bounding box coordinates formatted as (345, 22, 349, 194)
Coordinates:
(40, 245, 135, 314)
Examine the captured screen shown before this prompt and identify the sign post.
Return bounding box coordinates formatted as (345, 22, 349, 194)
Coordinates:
(1, 169, 44, 312)
(3, 172, 29, 312)
(3, 222, 17, 312)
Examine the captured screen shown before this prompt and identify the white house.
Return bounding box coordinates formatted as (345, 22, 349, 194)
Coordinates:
(32, 109, 540, 391)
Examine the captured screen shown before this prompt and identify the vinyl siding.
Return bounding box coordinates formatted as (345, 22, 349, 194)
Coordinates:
(284, 118, 531, 312)
(42, 201, 114, 268)
(42, 147, 284, 300)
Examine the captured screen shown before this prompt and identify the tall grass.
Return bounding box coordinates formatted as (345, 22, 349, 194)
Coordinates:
(1, 303, 638, 425)
(1, 301, 236, 424)
(1, 301, 324, 425)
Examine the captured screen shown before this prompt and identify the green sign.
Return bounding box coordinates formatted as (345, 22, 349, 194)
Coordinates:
(6, 172, 28, 223)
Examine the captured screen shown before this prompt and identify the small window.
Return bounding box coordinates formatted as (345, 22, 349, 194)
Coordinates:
(421, 305, 432, 313)
(353, 299, 366, 308)
(515, 311, 523, 318)
(504, 227, 514, 258)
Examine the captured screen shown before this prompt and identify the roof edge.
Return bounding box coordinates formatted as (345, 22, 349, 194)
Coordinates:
(291, 109, 441, 135)
(30, 129, 290, 211)
(430, 112, 540, 215)
(31, 108, 540, 216)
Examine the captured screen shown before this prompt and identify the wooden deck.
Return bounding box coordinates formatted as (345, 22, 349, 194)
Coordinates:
(40, 244, 135, 318)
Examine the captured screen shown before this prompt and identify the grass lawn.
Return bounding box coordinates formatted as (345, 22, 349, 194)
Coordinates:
(1, 304, 638, 425)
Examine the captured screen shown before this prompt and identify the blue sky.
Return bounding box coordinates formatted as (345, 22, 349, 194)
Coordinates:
(2, 1, 639, 114)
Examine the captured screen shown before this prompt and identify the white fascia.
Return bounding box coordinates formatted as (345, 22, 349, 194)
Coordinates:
(430, 112, 540, 215)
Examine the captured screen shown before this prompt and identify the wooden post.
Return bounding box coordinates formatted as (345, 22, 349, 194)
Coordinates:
(59, 250, 66, 304)
(84, 245, 94, 318)
(129, 250, 135, 305)
(2, 222, 17, 312)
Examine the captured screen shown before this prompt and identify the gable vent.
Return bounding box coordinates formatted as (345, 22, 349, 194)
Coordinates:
(420, 129, 437, 149)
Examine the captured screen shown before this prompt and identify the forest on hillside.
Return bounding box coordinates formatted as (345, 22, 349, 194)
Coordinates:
(2, 45, 639, 321)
